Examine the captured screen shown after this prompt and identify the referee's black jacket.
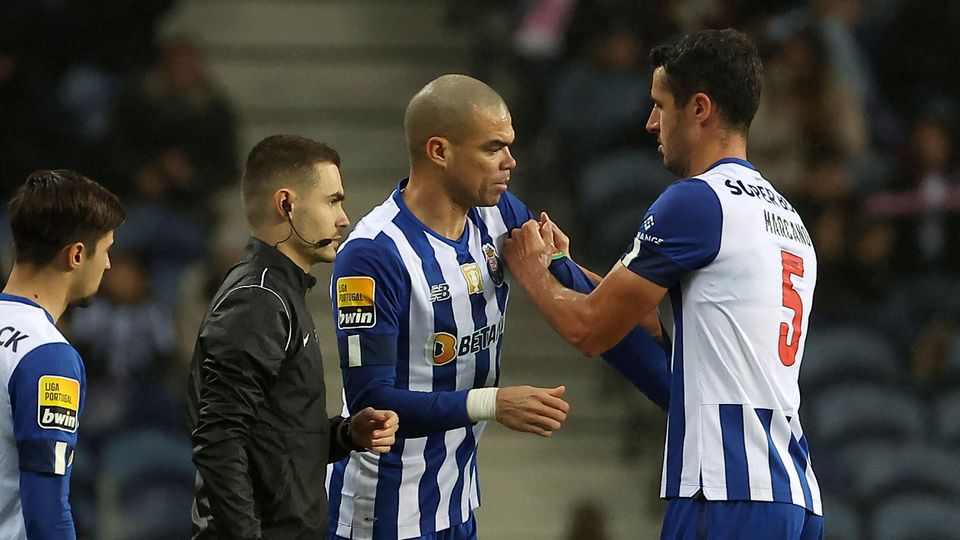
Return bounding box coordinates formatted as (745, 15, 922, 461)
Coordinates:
(187, 237, 350, 539)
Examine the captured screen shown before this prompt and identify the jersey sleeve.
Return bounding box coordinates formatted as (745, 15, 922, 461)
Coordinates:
(332, 238, 407, 368)
(548, 257, 670, 410)
(620, 178, 723, 288)
(9, 343, 83, 540)
(496, 190, 536, 231)
(333, 238, 473, 438)
(9, 343, 85, 476)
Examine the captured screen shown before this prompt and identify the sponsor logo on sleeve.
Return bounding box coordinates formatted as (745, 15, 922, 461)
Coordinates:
(643, 214, 655, 231)
(38, 376, 80, 432)
(460, 262, 484, 294)
(336, 276, 377, 329)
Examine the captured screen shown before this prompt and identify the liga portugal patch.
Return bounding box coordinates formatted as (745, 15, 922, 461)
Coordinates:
(337, 276, 377, 330)
(38, 375, 80, 432)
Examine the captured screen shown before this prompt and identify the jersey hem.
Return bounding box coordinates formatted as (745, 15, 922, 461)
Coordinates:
(335, 503, 479, 539)
(661, 482, 822, 516)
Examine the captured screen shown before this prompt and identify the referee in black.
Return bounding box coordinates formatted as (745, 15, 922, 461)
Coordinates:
(187, 135, 399, 539)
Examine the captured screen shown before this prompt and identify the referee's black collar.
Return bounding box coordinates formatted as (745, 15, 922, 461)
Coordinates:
(244, 237, 318, 291)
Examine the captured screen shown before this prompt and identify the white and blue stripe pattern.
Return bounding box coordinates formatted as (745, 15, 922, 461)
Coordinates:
(327, 181, 522, 539)
(624, 160, 821, 516)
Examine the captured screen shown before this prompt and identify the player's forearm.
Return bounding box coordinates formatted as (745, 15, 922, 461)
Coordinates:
(20, 471, 76, 540)
(344, 367, 472, 438)
(520, 261, 613, 356)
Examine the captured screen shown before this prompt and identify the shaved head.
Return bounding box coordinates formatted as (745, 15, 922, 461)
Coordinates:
(404, 74, 508, 163)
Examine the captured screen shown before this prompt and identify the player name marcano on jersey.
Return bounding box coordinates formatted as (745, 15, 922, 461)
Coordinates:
(763, 209, 813, 246)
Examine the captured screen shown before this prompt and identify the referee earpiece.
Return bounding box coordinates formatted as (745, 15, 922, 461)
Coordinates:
(282, 199, 292, 215)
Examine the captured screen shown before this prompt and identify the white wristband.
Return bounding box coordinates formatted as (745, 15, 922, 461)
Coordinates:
(466, 388, 499, 422)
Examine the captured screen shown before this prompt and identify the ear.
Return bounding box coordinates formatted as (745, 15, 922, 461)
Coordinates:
(425, 136, 451, 168)
(274, 189, 293, 217)
(64, 242, 84, 270)
(691, 92, 714, 125)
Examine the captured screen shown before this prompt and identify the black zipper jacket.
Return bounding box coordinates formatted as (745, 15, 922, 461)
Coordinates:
(187, 237, 350, 539)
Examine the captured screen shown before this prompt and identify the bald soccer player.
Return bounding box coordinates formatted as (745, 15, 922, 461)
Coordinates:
(326, 75, 670, 540)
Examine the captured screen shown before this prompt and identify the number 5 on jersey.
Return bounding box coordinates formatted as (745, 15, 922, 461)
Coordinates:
(779, 250, 804, 367)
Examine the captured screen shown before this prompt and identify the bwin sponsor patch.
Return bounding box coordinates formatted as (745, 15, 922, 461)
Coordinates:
(337, 276, 377, 329)
(38, 375, 80, 432)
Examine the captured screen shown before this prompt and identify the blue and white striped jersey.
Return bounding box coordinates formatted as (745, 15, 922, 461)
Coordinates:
(0, 294, 86, 538)
(621, 159, 822, 515)
(326, 179, 532, 539)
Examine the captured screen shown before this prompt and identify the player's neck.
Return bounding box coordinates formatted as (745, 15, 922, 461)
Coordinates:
(2, 265, 70, 321)
(403, 177, 469, 241)
(686, 131, 748, 177)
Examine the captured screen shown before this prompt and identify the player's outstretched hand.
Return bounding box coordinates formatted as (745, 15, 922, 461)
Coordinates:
(350, 407, 400, 453)
(495, 385, 569, 437)
(503, 220, 551, 279)
(538, 211, 571, 259)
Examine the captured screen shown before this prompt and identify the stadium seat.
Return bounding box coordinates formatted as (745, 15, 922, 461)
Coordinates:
(821, 495, 862, 540)
(835, 441, 960, 507)
(804, 383, 923, 451)
(799, 326, 902, 396)
(870, 493, 960, 540)
(933, 388, 960, 448)
(939, 336, 960, 388)
(96, 429, 194, 540)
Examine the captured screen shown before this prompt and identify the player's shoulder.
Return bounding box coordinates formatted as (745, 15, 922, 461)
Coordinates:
(205, 267, 293, 327)
(343, 191, 404, 244)
(0, 297, 69, 360)
(0, 298, 80, 391)
(471, 189, 532, 233)
(655, 176, 723, 214)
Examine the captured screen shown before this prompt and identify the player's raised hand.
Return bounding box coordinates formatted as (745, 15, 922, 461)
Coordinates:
(538, 211, 571, 259)
(495, 385, 570, 437)
(349, 407, 400, 453)
(503, 220, 551, 276)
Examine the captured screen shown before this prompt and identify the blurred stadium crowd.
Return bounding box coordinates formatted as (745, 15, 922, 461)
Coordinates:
(1, 0, 959, 538)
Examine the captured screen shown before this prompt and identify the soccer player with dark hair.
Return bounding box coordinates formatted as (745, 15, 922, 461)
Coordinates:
(187, 135, 399, 539)
(1, 170, 125, 539)
(504, 29, 823, 539)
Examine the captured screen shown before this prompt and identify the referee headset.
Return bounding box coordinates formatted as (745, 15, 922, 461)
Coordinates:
(278, 197, 335, 248)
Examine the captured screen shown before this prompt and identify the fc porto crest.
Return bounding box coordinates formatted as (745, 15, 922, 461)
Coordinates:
(483, 243, 504, 287)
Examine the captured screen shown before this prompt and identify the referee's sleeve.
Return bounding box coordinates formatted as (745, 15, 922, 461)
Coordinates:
(191, 287, 289, 540)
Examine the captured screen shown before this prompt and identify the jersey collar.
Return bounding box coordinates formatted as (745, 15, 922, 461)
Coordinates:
(0, 293, 56, 324)
(393, 178, 471, 250)
(705, 158, 757, 172)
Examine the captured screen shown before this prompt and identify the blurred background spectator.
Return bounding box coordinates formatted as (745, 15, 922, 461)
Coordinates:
(2, 0, 959, 538)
